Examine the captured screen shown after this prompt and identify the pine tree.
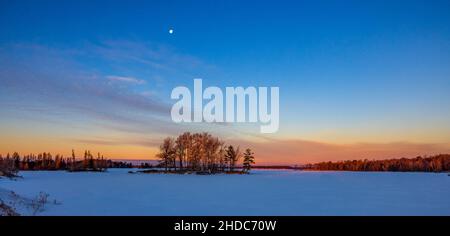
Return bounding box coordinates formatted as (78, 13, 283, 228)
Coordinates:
(70, 149, 76, 171)
(242, 148, 255, 173)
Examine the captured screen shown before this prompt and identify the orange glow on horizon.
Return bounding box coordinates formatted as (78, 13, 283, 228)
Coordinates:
(2, 133, 449, 165)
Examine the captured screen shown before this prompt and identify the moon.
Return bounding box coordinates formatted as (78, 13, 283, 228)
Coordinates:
(169, 29, 174, 34)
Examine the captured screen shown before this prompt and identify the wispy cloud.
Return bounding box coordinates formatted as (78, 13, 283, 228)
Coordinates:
(106, 75, 146, 85)
(0, 40, 214, 144)
(87, 40, 215, 78)
(72, 138, 161, 147)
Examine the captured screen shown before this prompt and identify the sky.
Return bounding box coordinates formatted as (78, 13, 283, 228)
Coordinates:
(1, 0, 450, 164)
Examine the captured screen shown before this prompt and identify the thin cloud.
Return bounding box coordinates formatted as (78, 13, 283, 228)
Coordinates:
(89, 40, 216, 77)
(0, 42, 177, 135)
(72, 138, 161, 147)
(106, 75, 146, 85)
(0, 40, 227, 155)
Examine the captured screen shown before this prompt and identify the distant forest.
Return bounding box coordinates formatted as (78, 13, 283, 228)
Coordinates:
(2, 148, 449, 178)
(0, 150, 132, 177)
(303, 154, 450, 172)
(0, 131, 258, 177)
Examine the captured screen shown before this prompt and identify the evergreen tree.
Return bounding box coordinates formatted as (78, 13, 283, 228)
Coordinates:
(242, 148, 255, 173)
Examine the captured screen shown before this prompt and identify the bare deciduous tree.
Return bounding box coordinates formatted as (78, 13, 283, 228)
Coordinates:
(0, 154, 19, 178)
(154, 133, 254, 174)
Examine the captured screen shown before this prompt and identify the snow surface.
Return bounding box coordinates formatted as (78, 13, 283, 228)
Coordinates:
(1, 169, 449, 215)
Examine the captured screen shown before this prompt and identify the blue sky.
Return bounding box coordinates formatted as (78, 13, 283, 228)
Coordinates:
(1, 0, 450, 163)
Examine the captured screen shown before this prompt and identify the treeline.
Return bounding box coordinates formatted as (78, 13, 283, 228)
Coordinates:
(156, 132, 255, 173)
(303, 154, 450, 172)
(0, 150, 133, 177)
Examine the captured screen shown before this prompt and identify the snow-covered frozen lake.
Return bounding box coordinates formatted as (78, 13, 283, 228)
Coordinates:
(1, 169, 449, 215)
